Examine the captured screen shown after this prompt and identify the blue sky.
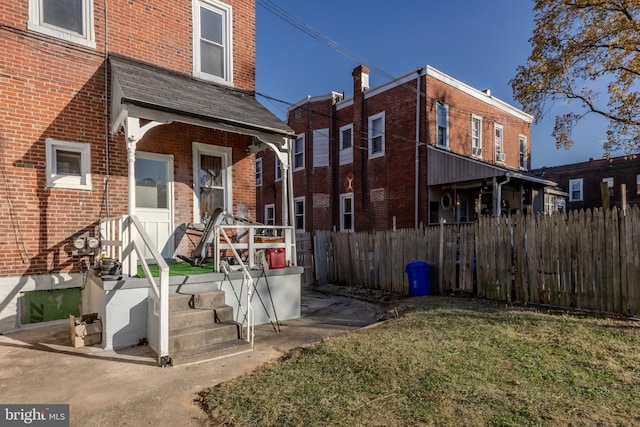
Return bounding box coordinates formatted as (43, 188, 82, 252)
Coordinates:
(255, 0, 609, 168)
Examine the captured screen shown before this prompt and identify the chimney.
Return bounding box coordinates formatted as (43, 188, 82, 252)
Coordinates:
(353, 65, 370, 94)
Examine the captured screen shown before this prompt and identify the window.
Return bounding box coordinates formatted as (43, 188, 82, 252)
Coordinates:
(294, 197, 305, 231)
(29, 0, 95, 48)
(264, 204, 275, 226)
(313, 129, 329, 167)
(603, 177, 614, 198)
(194, 0, 233, 84)
(255, 157, 262, 187)
(293, 134, 305, 171)
(471, 115, 482, 157)
(275, 156, 282, 182)
(193, 142, 231, 223)
(637, 174, 640, 195)
(339, 124, 353, 165)
(569, 178, 583, 202)
(45, 138, 91, 190)
(495, 124, 504, 162)
(436, 101, 449, 148)
(340, 193, 354, 232)
(519, 135, 528, 169)
(368, 112, 385, 158)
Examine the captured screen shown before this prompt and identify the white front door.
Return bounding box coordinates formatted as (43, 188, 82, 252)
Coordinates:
(135, 152, 174, 259)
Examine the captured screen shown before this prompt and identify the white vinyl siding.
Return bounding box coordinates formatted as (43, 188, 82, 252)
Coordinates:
(313, 129, 329, 167)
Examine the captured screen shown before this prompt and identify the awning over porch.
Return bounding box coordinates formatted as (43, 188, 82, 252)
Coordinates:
(109, 53, 295, 145)
(426, 145, 557, 188)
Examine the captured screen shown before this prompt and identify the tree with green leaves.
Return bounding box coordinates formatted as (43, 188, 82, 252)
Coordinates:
(511, 0, 640, 155)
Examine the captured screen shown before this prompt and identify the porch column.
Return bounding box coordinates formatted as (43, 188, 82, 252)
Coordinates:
(126, 137, 137, 216)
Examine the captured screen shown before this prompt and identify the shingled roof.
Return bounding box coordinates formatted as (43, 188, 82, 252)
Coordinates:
(109, 53, 294, 137)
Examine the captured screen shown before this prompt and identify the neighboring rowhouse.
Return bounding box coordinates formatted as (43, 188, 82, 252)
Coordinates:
(1, 0, 298, 362)
(532, 155, 640, 212)
(257, 65, 556, 233)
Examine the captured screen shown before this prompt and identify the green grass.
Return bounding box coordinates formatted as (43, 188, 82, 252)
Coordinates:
(202, 298, 640, 427)
(136, 261, 215, 278)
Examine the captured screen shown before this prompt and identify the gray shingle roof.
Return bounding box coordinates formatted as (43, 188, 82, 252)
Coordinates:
(109, 54, 293, 137)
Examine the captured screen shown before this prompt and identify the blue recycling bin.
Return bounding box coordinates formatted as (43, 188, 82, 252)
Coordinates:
(405, 261, 430, 296)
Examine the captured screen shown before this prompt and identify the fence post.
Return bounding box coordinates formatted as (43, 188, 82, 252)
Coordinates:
(439, 218, 445, 294)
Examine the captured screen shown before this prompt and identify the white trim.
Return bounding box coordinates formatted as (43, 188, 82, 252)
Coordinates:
(519, 134, 528, 170)
(340, 192, 354, 232)
(45, 138, 92, 190)
(293, 196, 305, 232)
(288, 92, 343, 112)
(193, 0, 234, 85)
(192, 142, 233, 222)
(368, 111, 385, 159)
(293, 133, 305, 172)
(28, 0, 96, 48)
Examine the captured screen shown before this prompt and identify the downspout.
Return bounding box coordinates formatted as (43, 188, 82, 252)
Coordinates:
(496, 173, 512, 218)
(104, 0, 110, 216)
(414, 68, 422, 230)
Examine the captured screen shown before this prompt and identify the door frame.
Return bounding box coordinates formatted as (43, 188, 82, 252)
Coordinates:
(135, 151, 175, 258)
(192, 141, 233, 223)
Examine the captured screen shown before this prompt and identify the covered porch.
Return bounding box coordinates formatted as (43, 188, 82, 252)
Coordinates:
(83, 54, 301, 366)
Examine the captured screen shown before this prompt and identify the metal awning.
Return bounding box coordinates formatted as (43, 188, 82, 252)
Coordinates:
(427, 145, 557, 188)
(109, 53, 294, 144)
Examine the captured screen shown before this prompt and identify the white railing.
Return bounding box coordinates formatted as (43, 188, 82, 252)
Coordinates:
(100, 215, 170, 366)
(214, 224, 295, 270)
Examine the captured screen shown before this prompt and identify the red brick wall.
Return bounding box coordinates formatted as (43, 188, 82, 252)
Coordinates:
(0, 0, 257, 276)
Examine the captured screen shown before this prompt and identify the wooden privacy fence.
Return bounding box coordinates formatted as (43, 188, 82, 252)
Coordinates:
(312, 206, 640, 317)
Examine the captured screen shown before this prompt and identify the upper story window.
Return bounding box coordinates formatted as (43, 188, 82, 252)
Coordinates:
(368, 112, 385, 158)
(436, 101, 449, 148)
(603, 177, 614, 198)
(339, 124, 353, 165)
(29, 0, 95, 48)
(275, 156, 282, 182)
(569, 178, 583, 202)
(495, 124, 505, 162)
(471, 115, 482, 157)
(519, 135, 528, 170)
(293, 134, 305, 171)
(45, 138, 92, 190)
(194, 0, 233, 84)
(294, 197, 305, 232)
(255, 157, 262, 187)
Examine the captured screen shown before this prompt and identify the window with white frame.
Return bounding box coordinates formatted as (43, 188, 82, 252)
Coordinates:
(255, 157, 262, 187)
(264, 204, 275, 226)
(368, 112, 385, 158)
(339, 124, 353, 165)
(495, 124, 504, 162)
(293, 134, 305, 171)
(436, 101, 449, 148)
(569, 178, 583, 201)
(340, 193, 354, 232)
(603, 177, 614, 198)
(45, 138, 92, 190)
(275, 156, 282, 182)
(193, 0, 233, 84)
(519, 135, 528, 169)
(29, 0, 95, 48)
(471, 115, 482, 157)
(294, 197, 305, 231)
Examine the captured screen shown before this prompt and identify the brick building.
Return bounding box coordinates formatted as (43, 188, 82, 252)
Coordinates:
(257, 65, 556, 233)
(0, 0, 295, 338)
(532, 155, 640, 212)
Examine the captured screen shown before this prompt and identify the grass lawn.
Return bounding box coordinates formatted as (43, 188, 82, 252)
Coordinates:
(136, 261, 215, 278)
(202, 297, 640, 427)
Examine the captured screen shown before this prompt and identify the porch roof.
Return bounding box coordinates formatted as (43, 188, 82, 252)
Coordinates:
(109, 54, 295, 142)
(427, 145, 557, 187)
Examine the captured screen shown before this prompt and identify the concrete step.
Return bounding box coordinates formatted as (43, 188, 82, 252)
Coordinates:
(170, 339, 252, 366)
(169, 322, 241, 353)
(169, 290, 226, 312)
(169, 306, 235, 331)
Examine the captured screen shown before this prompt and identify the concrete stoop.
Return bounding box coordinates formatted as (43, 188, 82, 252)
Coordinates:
(169, 290, 250, 366)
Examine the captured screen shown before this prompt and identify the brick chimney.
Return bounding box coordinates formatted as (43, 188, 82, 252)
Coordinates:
(352, 65, 370, 94)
